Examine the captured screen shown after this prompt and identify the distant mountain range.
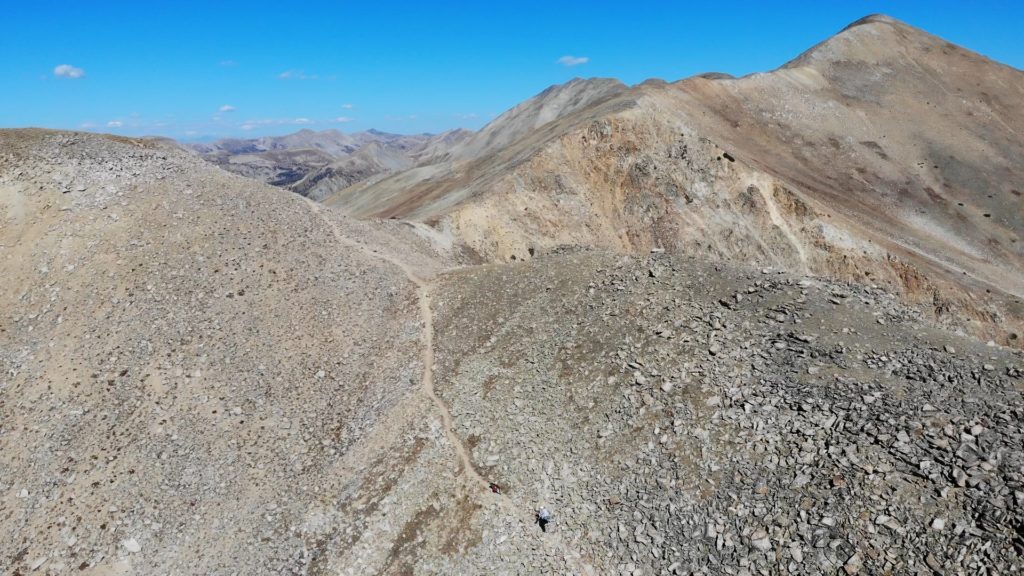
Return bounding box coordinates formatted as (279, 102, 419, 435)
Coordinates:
(184, 127, 473, 199)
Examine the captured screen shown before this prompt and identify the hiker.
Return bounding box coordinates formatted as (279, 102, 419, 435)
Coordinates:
(537, 507, 553, 532)
(489, 482, 502, 494)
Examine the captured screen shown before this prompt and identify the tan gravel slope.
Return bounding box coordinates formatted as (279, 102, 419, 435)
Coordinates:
(0, 129, 468, 575)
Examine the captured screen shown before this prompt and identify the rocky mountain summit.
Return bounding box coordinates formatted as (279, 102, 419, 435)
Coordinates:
(2, 12, 1024, 576)
(327, 14, 1024, 348)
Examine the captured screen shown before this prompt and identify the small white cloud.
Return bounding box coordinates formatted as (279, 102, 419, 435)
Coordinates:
(341, 103, 354, 109)
(240, 119, 272, 130)
(219, 104, 236, 113)
(107, 120, 123, 128)
(219, 60, 237, 67)
(54, 64, 86, 79)
(240, 117, 316, 130)
(279, 70, 318, 80)
(333, 117, 353, 123)
(557, 55, 589, 67)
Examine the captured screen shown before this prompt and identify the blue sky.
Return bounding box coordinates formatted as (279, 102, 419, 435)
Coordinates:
(3, 1, 1022, 140)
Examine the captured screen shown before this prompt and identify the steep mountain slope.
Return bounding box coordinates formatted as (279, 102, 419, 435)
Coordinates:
(325, 77, 633, 217)
(447, 77, 628, 162)
(326, 15, 1024, 345)
(409, 128, 475, 164)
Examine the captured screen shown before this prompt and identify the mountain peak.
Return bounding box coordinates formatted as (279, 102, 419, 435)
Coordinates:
(840, 13, 901, 31)
(781, 13, 936, 70)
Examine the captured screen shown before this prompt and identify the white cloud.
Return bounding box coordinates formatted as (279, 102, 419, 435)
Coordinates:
(240, 117, 317, 130)
(341, 103, 354, 109)
(333, 117, 353, 123)
(219, 104, 236, 113)
(278, 70, 318, 80)
(107, 120, 123, 128)
(557, 55, 589, 67)
(54, 64, 86, 79)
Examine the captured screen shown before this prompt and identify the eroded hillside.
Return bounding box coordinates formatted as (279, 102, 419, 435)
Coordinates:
(326, 15, 1024, 347)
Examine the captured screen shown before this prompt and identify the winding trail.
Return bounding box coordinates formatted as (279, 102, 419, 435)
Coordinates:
(416, 285, 488, 488)
(303, 198, 486, 490)
(304, 198, 591, 573)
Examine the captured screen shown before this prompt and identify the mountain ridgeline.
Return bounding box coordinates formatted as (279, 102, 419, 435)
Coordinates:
(324, 14, 1024, 346)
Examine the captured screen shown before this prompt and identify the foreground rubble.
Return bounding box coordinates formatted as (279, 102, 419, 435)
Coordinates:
(433, 252, 1024, 575)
